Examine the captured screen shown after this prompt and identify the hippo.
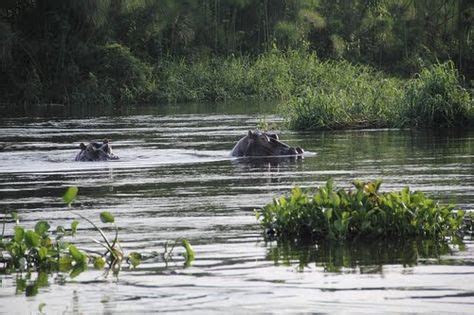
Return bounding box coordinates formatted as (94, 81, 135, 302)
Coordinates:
(231, 130, 304, 157)
(75, 140, 119, 161)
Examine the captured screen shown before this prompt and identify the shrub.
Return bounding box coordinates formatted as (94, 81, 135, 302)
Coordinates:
(257, 179, 465, 243)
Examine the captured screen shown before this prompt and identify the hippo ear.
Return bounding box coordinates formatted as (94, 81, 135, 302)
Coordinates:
(79, 143, 86, 150)
(248, 130, 253, 137)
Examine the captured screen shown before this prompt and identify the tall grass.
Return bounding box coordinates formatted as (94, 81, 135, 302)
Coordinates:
(400, 62, 473, 128)
(67, 47, 472, 129)
(282, 60, 472, 129)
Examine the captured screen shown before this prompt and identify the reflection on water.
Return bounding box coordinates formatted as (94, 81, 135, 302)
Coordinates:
(266, 239, 463, 273)
(0, 102, 473, 313)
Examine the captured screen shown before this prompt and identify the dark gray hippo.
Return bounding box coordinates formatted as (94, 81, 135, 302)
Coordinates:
(75, 140, 119, 161)
(231, 130, 304, 157)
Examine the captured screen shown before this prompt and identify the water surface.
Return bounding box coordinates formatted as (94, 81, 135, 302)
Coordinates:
(1, 103, 473, 313)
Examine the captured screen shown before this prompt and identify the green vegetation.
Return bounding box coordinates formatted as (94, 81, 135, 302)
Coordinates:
(283, 60, 473, 129)
(257, 179, 466, 243)
(1, 1, 472, 116)
(0, 187, 195, 285)
(401, 62, 474, 128)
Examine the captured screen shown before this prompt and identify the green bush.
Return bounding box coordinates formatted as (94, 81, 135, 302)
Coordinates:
(257, 179, 465, 243)
(400, 62, 473, 128)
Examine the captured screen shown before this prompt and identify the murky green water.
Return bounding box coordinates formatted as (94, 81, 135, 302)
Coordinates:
(1, 102, 473, 313)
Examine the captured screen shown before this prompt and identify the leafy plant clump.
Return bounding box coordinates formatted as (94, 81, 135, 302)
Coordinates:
(0, 187, 195, 278)
(400, 62, 473, 128)
(257, 179, 466, 243)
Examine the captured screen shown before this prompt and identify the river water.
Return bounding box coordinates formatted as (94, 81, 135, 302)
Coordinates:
(1, 102, 473, 313)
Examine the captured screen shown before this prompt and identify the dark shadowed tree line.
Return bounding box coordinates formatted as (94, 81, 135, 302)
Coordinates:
(0, 0, 472, 107)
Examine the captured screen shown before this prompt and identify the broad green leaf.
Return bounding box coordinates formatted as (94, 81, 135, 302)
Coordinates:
(330, 192, 340, 208)
(58, 255, 72, 272)
(38, 246, 48, 260)
(63, 186, 78, 205)
(34, 221, 50, 236)
(24, 230, 41, 248)
(100, 212, 115, 223)
(68, 245, 87, 263)
(14, 226, 25, 242)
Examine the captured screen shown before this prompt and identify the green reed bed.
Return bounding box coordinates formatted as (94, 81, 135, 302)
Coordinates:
(257, 179, 468, 243)
(283, 60, 473, 129)
(155, 51, 472, 129)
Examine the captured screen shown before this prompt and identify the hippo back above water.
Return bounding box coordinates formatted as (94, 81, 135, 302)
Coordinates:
(231, 130, 304, 157)
(75, 140, 119, 161)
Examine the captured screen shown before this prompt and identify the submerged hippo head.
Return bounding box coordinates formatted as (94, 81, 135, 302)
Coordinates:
(231, 130, 304, 157)
(75, 139, 119, 161)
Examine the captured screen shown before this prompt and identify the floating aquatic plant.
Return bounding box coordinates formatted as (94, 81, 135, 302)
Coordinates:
(257, 179, 466, 243)
(0, 187, 195, 280)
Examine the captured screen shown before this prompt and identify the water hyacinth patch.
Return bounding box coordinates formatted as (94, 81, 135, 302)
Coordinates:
(256, 179, 466, 243)
(0, 187, 195, 280)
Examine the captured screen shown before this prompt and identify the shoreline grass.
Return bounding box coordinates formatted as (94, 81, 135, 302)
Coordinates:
(7, 47, 472, 129)
(154, 51, 472, 129)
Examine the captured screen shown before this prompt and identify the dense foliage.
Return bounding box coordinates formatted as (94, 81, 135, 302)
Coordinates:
(257, 179, 466, 243)
(0, 0, 472, 109)
(283, 60, 473, 129)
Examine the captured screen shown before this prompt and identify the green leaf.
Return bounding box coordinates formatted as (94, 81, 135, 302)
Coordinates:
(100, 212, 115, 224)
(182, 239, 195, 266)
(128, 252, 142, 268)
(14, 226, 25, 242)
(68, 245, 87, 263)
(38, 246, 48, 260)
(330, 192, 340, 208)
(24, 230, 41, 248)
(34, 221, 50, 236)
(63, 186, 78, 205)
(70, 262, 87, 278)
(58, 255, 72, 272)
(93, 256, 106, 269)
(324, 208, 333, 220)
(71, 220, 79, 236)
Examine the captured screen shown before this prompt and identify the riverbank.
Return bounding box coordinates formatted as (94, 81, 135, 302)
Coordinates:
(3, 49, 473, 129)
